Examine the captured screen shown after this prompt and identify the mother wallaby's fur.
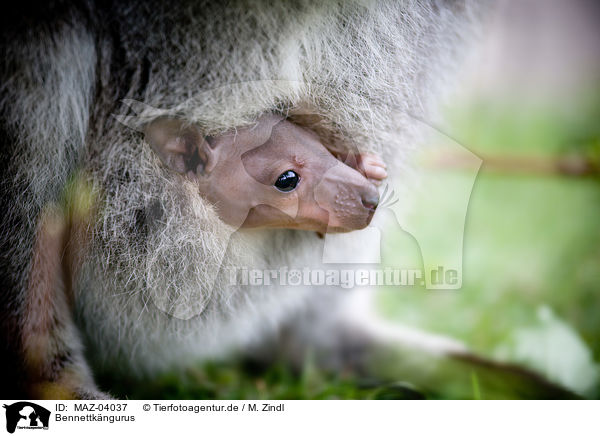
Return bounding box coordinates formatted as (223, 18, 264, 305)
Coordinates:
(0, 0, 503, 399)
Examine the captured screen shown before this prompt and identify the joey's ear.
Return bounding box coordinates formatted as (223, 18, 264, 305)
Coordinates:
(144, 117, 214, 176)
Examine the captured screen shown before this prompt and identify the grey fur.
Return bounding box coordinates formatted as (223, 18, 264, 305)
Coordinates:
(0, 0, 485, 397)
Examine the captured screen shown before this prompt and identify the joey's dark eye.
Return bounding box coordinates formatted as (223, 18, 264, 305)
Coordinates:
(274, 170, 299, 192)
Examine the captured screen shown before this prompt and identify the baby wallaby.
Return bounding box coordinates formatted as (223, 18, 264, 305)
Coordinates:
(145, 114, 387, 233)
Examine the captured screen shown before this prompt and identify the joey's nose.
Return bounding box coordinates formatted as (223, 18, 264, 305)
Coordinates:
(361, 192, 379, 210)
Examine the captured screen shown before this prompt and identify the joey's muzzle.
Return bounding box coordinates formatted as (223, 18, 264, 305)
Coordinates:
(314, 162, 379, 232)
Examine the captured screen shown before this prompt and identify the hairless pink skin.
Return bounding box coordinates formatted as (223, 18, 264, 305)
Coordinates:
(145, 114, 387, 233)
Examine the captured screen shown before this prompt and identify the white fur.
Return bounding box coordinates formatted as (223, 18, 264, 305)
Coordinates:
(1, 1, 483, 382)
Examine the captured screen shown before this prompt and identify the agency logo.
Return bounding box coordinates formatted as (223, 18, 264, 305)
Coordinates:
(3, 402, 50, 434)
(114, 86, 481, 319)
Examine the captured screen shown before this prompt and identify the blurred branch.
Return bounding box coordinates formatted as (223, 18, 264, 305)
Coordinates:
(426, 152, 600, 177)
